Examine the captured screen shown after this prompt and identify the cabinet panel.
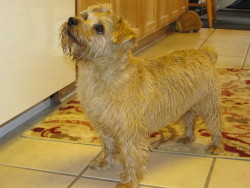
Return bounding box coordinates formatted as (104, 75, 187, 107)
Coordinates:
(78, 0, 112, 13)
(170, 0, 180, 22)
(179, 0, 188, 14)
(144, 0, 158, 34)
(114, 0, 141, 37)
(78, 0, 141, 36)
(158, 0, 171, 27)
(81, 0, 111, 8)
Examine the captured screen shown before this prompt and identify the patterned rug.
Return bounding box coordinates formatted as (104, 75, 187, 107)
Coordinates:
(23, 68, 250, 158)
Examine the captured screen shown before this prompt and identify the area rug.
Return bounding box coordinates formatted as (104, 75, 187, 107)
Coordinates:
(23, 68, 250, 158)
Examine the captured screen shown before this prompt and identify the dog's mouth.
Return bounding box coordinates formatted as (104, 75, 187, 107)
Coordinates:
(60, 22, 89, 60)
(67, 28, 80, 44)
(67, 29, 73, 38)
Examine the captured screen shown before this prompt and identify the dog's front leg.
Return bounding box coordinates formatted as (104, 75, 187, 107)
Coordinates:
(116, 135, 149, 188)
(89, 133, 117, 170)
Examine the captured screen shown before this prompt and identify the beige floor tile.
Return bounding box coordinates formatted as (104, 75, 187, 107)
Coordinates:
(137, 28, 214, 59)
(215, 55, 244, 68)
(83, 152, 213, 188)
(0, 138, 101, 175)
(0, 165, 75, 188)
(72, 178, 117, 188)
(83, 160, 122, 182)
(213, 46, 247, 57)
(72, 177, 152, 188)
(137, 28, 247, 68)
(205, 36, 249, 47)
(243, 47, 250, 68)
(202, 29, 250, 57)
(213, 29, 250, 37)
(203, 41, 248, 57)
(208, 159, 250, 188)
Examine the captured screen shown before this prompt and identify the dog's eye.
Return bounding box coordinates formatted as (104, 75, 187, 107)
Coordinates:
(94, 24, 104, 34)
(83, 15, 88, 20)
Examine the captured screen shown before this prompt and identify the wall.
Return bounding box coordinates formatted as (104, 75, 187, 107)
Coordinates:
(0, 0, 76, 125)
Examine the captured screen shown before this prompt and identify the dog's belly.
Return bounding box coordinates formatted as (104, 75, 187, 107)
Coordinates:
(143, 94, 196, 133)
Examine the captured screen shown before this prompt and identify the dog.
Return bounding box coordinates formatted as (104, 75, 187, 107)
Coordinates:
(60, 4, 223, 188)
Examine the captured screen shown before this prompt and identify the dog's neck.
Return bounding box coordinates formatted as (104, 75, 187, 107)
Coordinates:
(82, 49, 133, 69)
(77, 50, 136, 87)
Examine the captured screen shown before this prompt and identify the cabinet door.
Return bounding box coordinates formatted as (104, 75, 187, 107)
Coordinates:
(170, 0, 179, 22)
(143, 0, 158, 34)
(158, 0, 171, 27)
(114, 0, 142, 37)
(78, 0, 112, 13)
(179, 0, 188, 14)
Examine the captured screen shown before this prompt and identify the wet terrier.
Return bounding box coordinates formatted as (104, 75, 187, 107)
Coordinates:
(60, 4, 223, 188)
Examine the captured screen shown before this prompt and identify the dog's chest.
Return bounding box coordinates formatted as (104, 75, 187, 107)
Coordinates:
(77, 63, 127, 116)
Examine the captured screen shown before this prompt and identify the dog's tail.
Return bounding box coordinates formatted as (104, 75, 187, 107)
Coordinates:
(200, 46, 218, 64)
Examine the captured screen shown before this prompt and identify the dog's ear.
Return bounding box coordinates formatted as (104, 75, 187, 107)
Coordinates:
(113, 17, 137, 46)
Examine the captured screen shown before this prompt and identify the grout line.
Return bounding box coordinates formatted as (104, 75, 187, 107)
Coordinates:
(150, 148, 250, 162)
(241, 42, 250, 69)
(81, 174, 168, 188)
(20, 136, 250, 162)
(134, 32, 169, 56)
(199, 29, 216, 49)
(0, 163, 77, 177)
(67, 150, 103, 188)
(70, 175, 166, 188)
(67, 165, 91, 188)
(67, 149, 167, 188)
(204, 158, 216, 188)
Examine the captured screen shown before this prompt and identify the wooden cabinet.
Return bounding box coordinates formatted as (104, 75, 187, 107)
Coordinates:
(171, 0, 179, 22)
(180, 0, 188, 14)
(143, 0, 158, 35)
(76, 0, 114, 16)
(158, 0, 172, 28)
(77, 0, 187, 40)
(114, 0, 142, 37)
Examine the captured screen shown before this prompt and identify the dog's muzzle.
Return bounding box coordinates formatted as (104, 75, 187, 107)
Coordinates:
(68, 17, 78, 26)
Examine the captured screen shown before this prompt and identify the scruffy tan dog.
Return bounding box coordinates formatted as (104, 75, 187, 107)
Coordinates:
(60, 4, 223, 188)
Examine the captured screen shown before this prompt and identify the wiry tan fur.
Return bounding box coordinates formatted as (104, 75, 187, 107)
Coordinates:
(60, 4, 223, 188)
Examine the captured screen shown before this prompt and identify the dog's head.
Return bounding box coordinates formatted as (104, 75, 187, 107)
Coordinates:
(60, 4, 137, 61)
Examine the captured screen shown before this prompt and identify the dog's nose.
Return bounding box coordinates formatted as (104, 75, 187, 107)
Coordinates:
(68, 17, 78, 26)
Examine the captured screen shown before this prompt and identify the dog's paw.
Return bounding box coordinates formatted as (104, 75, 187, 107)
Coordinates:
(115, 182, 136, 188)
(89, 158, 113, 170)
(177, 136, 194, 144)
(207, 144, 224, 155)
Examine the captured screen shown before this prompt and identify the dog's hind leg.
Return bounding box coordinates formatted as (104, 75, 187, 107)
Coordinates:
(177, 110, 197, 144)
(89, 133, 117, 170)
(194, 95, 223, 154)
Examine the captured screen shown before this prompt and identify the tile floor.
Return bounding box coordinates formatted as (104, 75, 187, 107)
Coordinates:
(0, 28, 250, 188)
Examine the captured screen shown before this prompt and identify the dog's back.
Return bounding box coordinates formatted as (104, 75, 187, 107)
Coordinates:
(158, 46, 218, 64)
(141, 47, 220, 132)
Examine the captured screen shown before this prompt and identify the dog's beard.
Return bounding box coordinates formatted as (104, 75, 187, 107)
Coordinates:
(60, 24, 87, 61)
(61, 37, 86, 61)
